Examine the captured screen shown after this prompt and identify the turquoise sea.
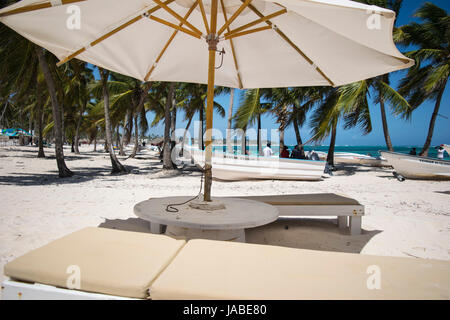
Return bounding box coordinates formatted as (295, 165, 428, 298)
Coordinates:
(212, 145, 450, 160)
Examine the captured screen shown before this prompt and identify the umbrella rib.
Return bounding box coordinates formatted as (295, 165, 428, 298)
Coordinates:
(220, 0, 243, 89)
(223, 9, 287, 38)
(152, 0, 203, 37)
(144, 2, 199, 81)
(147, 15, 201, 39)
(56, 0, 175, 67)
(0, 0, 85, 18)
(245, 2, 335, 86)
(198, 0, 210, 34)
(217, 0, 252, 36)
(224, 26, 272, 40)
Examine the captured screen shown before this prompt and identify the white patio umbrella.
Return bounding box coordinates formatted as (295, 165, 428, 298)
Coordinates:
(0, 0, 413, 201)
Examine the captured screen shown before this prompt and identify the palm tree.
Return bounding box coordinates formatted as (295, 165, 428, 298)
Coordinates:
(226, 88, 235, 153)
(98, 68, 127, 173)
(311, 83, 377, 166)
(355, 0, 407, 151)
(35, 47, 73, 177)
(395, 2, 449, 156)
(234, 89, 271, 155)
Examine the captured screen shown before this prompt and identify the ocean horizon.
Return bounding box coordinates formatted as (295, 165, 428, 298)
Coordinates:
(208, 144, 450, 160)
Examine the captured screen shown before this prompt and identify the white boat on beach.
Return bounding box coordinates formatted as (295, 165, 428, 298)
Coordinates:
(317, 151, 387, 167)
(380, 151, 450, 180)
(186, 147, 326, 181)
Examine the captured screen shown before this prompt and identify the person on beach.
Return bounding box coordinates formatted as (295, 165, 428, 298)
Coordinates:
(291, 145, 305, 159)
(309, 150, 320, 161)
(263, 143, 274, 157)
(280, 146, 290, 158)
(409, 148, 417, 155)
(437, 145, 445, 159)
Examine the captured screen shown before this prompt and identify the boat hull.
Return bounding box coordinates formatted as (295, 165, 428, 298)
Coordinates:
(187, 148, 325, 181)
(380, 151, 450, 180)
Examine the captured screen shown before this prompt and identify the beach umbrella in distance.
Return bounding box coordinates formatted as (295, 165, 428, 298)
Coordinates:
(0, 0, 413, 202)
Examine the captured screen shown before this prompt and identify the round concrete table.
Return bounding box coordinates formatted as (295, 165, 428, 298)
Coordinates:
(134, 196, 278, 242)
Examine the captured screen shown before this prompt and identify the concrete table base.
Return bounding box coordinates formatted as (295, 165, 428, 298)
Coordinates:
(134, 196, 278, 242)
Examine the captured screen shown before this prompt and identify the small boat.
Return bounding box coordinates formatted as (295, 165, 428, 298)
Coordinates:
(186, 147, 325, 181)
(317, 151, 387, 167)
(380, 151, 450, 180)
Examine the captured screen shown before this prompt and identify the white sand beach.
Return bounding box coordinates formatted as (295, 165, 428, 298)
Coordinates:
(1, 145, 449, 290)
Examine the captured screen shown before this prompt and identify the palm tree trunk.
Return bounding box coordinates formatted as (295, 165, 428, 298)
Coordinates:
(257, 114, 262, 156)
(241, 126, 247, 155)
(163, 83, 175, 170)
(327, 120, 337, 166)
(181, 116, 193, 156)
(73, 100, 86, 154)
(93, 136, 97, 152)
(99, 68, 127, 173)
(123, 108, 133, 146)
(379, 98, 394, 151)
(130, 88, 148, 158)
(226, 88, 235, 153)
(36, 47, 72, 177)
(118, 124, 126, 156)
(198, 106, 204, 150)
(419, 80, 447, 157)
(36, 82, 45, 158)
(279, 127, 285, 152)
(293, 116, 303, 146)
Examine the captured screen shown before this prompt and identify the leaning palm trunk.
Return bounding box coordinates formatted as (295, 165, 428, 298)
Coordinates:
(36, 47, 72, 177)
(198, 107, 204, 150)
(35, 80, 45, 158)
(99, 68, 127, 173)
(257, 115, 262, 156)
(240, 126, 247, 155)
(181, 116, 193, 156)
(163, 83, 175, 170)
(327, 120, 337, 166)
(118, 125, 126, 156)
(379, 98, 394, 151)
(419, 80, 447, 157)
(279, 128, 285, 152)
(74, 99, 86, 154)
(130, 88, 148, 158)
(293, 116, 303, 146)
(226, 88, 235, 153)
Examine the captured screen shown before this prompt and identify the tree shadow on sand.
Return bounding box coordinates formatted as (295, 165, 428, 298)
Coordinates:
(98, 217, 381, 254)
(0, 164, 143, 186)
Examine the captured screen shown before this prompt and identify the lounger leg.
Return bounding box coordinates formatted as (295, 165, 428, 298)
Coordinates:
(150, 223, 163, 234)
(337, 216, 348, 229)
(349, 216, 362, 235)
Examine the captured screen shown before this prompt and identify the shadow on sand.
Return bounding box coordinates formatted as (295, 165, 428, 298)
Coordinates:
(0, 164, 143, 186)
(98, 217, 381, 254)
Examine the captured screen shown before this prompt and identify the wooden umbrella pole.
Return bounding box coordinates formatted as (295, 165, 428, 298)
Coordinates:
(204, 0, 218, 202)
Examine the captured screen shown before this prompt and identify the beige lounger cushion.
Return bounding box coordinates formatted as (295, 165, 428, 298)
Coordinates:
(150, 239, 450, 300)
(234, 193, 361, 206)
(4, 227, 185, 298)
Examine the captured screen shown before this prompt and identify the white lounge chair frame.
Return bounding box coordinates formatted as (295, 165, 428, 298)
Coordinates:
(2, 280, 137, 300)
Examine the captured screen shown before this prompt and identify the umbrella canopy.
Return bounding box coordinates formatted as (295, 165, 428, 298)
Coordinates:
(0, 0, 412, 88)
(0, 0, 413, 201)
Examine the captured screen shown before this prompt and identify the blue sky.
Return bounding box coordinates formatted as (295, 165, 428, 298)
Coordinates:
(144, 0, 450, 147)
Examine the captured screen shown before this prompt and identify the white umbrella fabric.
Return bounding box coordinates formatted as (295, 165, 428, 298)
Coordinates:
(0, 0, 413, 200)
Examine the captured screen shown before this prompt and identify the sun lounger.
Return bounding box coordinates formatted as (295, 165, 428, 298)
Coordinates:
(3, 228, 449, 300)
(235, 193, 364, 235)
(150, 239, 450, 300)
(2, 227, 185, 299)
